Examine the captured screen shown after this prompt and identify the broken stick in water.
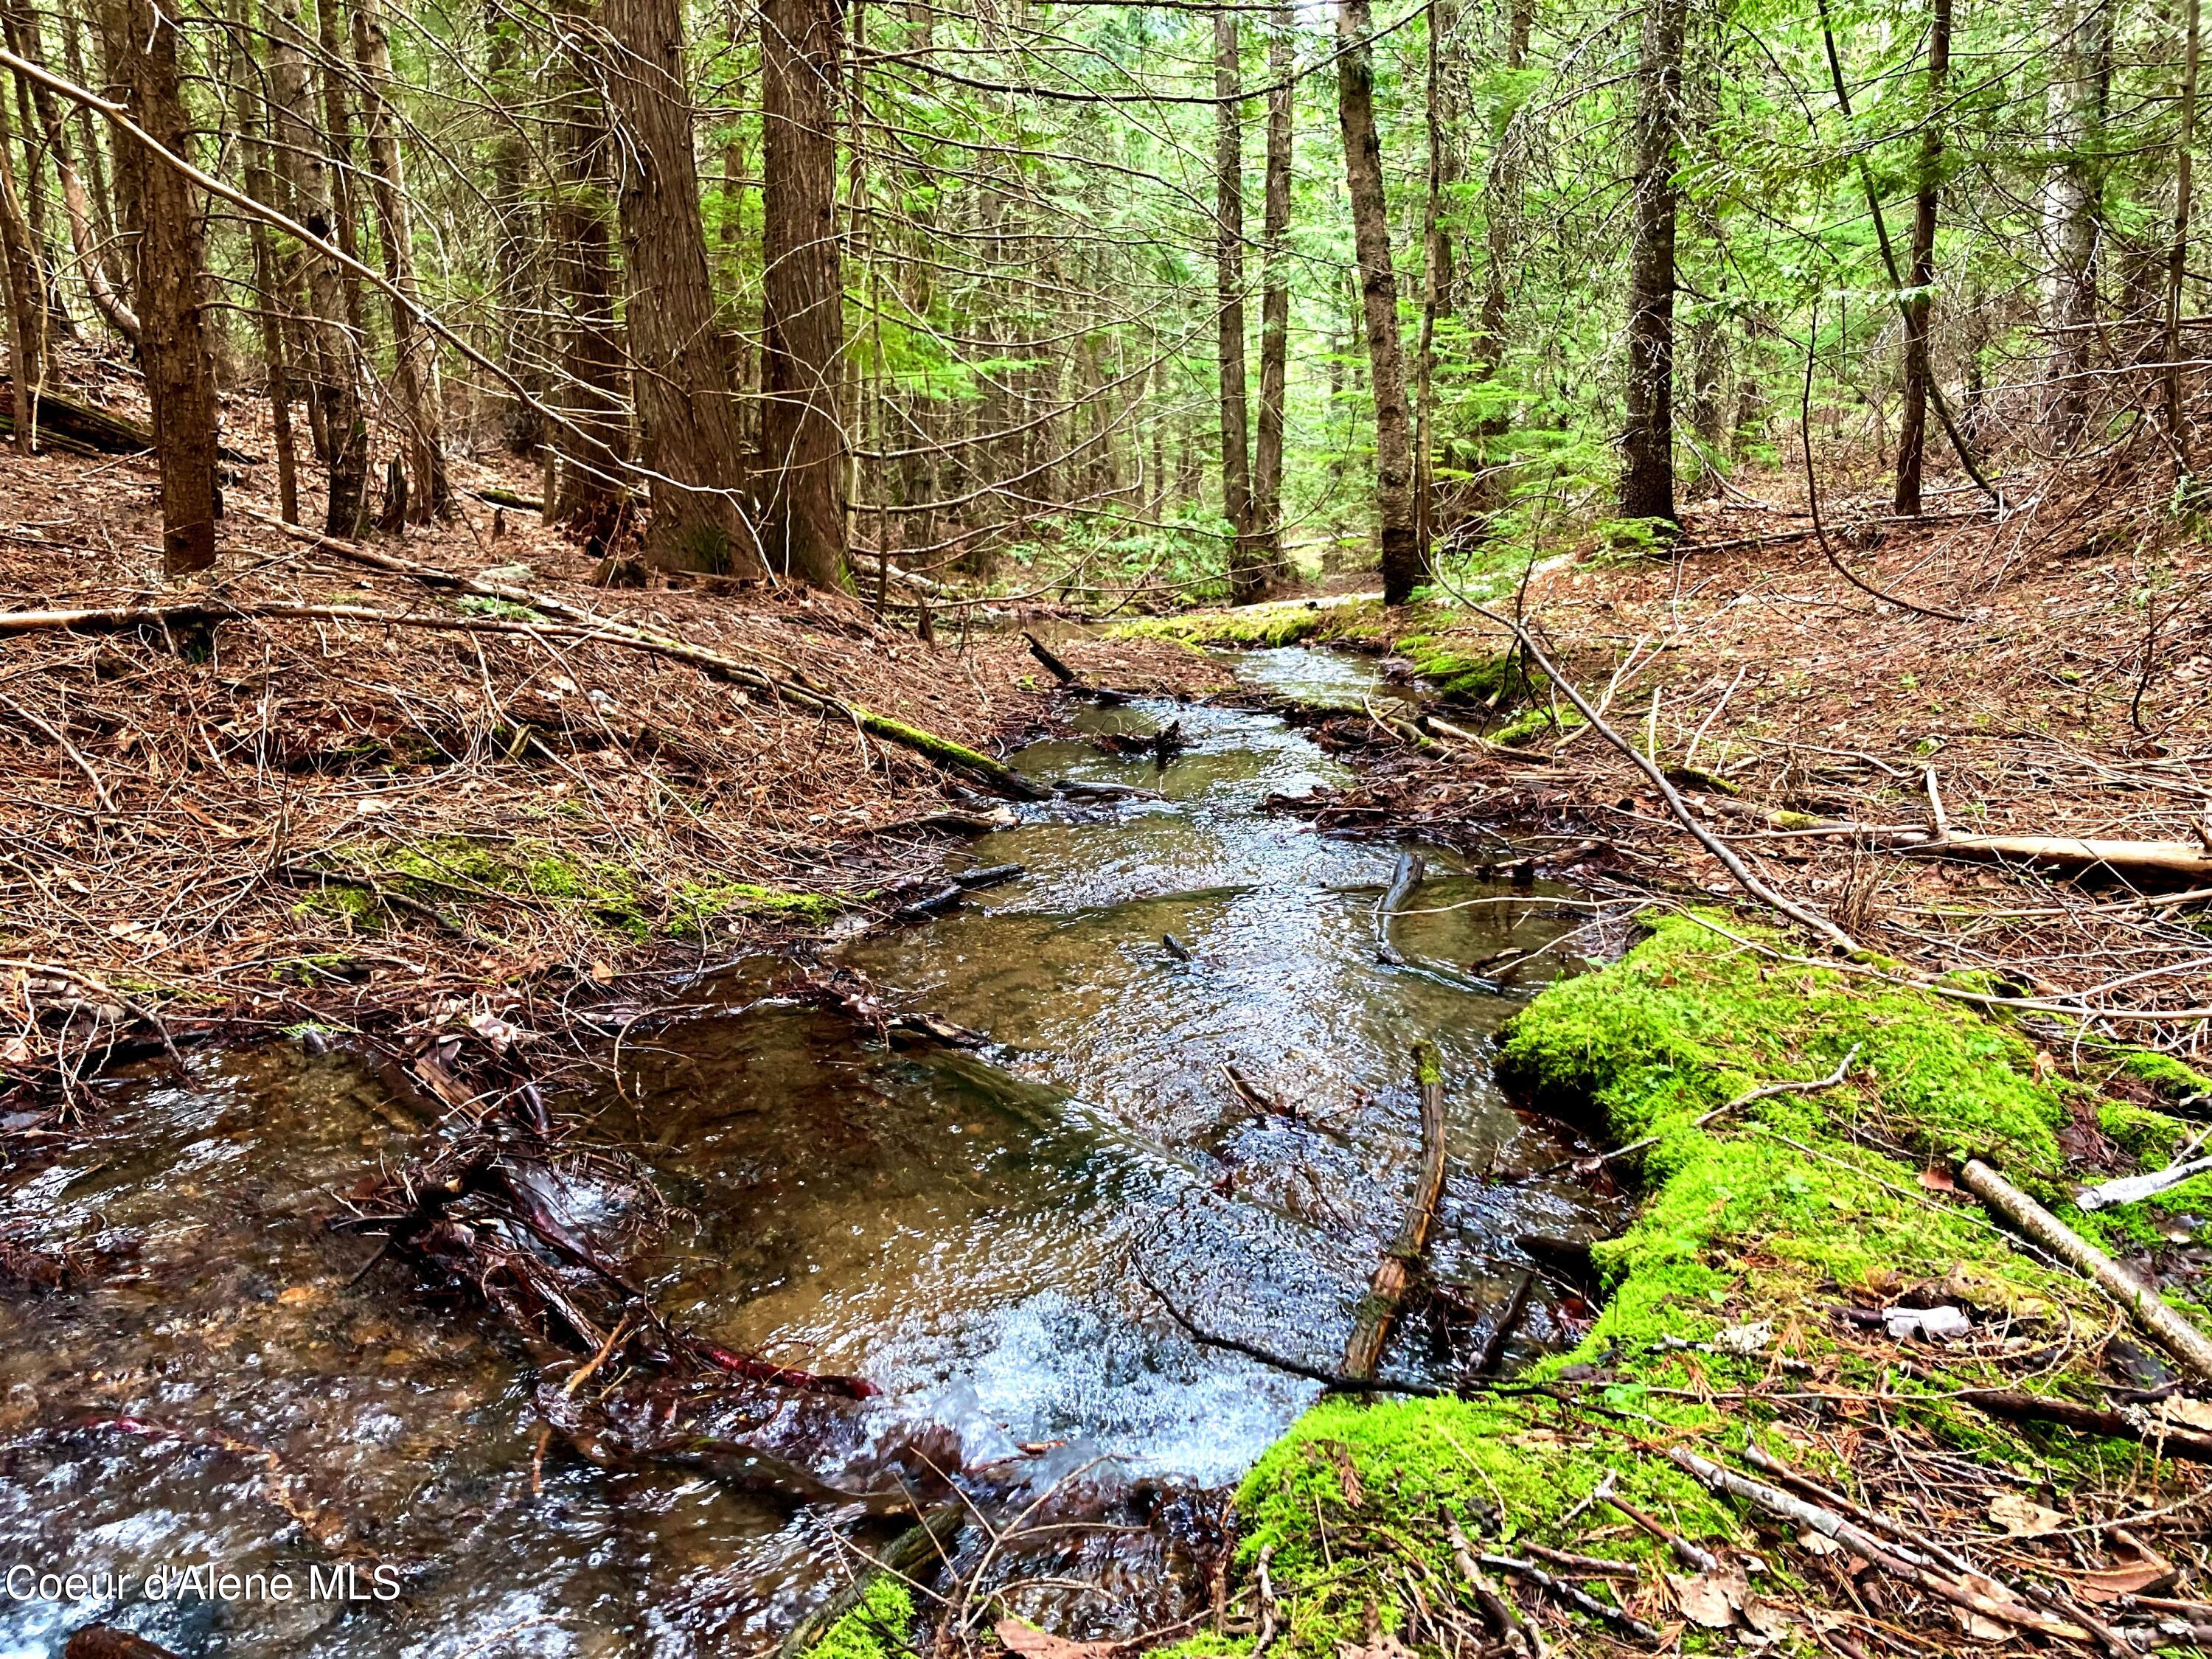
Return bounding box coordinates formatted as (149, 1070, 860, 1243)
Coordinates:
(1374, 852, 1426, 966)
(1342, 1046, 1448, 1381)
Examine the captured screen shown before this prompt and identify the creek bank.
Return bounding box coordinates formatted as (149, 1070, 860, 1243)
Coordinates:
(1191, 911, 2212, 1657)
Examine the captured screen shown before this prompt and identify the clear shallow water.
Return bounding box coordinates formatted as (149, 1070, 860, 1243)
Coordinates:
(0, 651, 1621, 1657)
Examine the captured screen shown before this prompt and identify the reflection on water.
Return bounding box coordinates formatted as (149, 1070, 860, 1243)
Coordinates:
(0, 653, 1621, 1657)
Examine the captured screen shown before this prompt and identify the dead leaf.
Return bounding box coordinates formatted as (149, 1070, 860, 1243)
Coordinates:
(590, 960, 615, 984)
(1669, 1570, 1743, 1629)
(1988, 1493, 2065, 1538)
(1919, 1164, 1958, 1192)
(1332, 1637, 1413, 1659)
(1307, 1439, 1365, 1508)
(1740, 1596, 1798, 1638)
(996, 1621, 1121, 1659)
(2155, 1397, 2212, 1433)
(2070, 1557, 2176, 1603)
(1955, 1610, 2017, 1642)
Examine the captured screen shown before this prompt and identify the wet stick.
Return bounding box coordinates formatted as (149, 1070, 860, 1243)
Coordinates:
(1342, 1046, 1447, 1380)
(1958, 1158, 2212, 1378)
(1374, 852, 1425, 965)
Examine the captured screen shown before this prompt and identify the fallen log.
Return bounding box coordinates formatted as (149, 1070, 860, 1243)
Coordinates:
(0, 383, 251, 462)
(1911, 835, 2212, 882)
(1958, 1158, 2212, 1378)
(1342, 1046, 1449, 1380)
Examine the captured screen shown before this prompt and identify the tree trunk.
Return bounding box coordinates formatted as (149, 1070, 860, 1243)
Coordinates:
(1467, 0, 1531, 514)
(226, 0, 299, 523)
(2044, 0, 2113, 442)
(4, 3, 136, 344)
(1413, 0, 1450, 553)
(352, 0, 448, 520)
(1335, 0, 1420, 603)
(1893, 0, 1950, 515)
(1620, 0, 1687, 528)
(97, 0, 219, 576)
(549, 0, 630, 552)
(760, 0, 846, 586)
(1251, 0, 1293, 585)
(268, 0, 367, 535)
(2166, 0, 2200, 466)
(1214, 3, 1261, 599)
(485, 5, 542, 456)
(601, 0, 760, 575)
(0, 76, 41, 451)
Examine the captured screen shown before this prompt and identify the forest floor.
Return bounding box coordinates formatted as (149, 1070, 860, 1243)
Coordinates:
(0, 350, 1207, 1104)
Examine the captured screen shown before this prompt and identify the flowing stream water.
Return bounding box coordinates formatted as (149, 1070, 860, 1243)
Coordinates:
(0, 648, 1622, 1659)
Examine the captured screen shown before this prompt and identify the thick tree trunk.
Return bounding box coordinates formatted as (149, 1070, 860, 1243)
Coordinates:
(601, 0, 760, 575)
(1335, 0, 1421, 603)
(1251, 0, 1293, 584)
(268, 1, 368, 535)
(760, 0, 846, 586)
(98, 0, 219, 575)
(1894, 0, 1951, 515)
(1620, 0, 1687, 528)
(352, 0, 448, 519)
(549, 0, 630, 552)
(1214, 4, 1260, 599)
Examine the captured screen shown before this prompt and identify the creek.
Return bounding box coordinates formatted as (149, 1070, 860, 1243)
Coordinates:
(0, 648, 1623, 1658)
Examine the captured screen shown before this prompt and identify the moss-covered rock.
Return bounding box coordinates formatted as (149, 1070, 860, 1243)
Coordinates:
(1391, 636, 1540, 707)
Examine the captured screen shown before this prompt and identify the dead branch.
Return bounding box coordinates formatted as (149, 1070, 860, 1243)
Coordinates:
(1958, 1158, 2212, 1378)
(1342, 1046, 1449, 1380)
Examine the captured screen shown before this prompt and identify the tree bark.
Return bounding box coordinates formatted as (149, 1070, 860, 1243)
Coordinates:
(1621, 0, 1687, 528)
(1894, 0, 1950, 516)
(600, 0, 760, 574)
(549, 0, 630, 552)
(485, 6, 543, 456)
(268, 0, 368, 535)
(352, 0, 448, 519)
(1335, 0, 1421, 603)
(2166, 0, 2200, 466)
(97, 0, 219, 575)
(2043, 0, 2113, 442)
(1466, 0, 1531, 515)
(1413, 0, 1450, 553)
(760, 0, 847, 586)
(226, 0, 299, 523)
(1214, 3, 1260, 599)
(0, 74, 41, 451)
(1251, 0, 1293, 585)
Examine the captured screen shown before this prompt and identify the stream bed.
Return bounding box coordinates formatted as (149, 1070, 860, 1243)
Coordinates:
(0, 648, 1624, 1658)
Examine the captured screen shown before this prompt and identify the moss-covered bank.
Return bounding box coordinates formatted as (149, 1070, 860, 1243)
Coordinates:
(1214, 914, 2201, 1655)
(1113, 600, 1543, 714)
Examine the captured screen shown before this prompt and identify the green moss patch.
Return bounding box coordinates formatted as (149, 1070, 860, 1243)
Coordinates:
(1229, 913, 2181, 1655)
(804, 1577, 914, 1659)
(1392, 636, 1540, 708)
(1113, 597, 1441, 651)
